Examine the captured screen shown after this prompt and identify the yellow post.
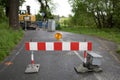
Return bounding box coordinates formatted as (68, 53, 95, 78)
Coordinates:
(54, 32, 62, 41)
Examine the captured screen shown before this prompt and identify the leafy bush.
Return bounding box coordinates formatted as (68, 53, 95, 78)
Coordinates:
(56, 23, 61, 30)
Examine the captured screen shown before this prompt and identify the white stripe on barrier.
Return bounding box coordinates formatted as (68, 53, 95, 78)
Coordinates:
(30, 42, 37, 50)
(80, 42, 87, 51)
(62, 42, 70, 50)
(46, 42, 54, 51)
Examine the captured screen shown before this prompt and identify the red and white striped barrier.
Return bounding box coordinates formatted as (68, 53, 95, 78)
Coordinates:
(25, 41, 92, 65)
(25, 42, 92, 51)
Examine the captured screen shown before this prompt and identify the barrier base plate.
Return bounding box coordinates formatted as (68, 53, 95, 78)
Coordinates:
(74, 64, 92, 73)
(92, 67, 102, 72)
(25, 64, 40, 73)
(74, 64, 102, 73)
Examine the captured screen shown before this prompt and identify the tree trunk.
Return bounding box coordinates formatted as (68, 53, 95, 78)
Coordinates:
(107, 14, 113, 28)
(5, 6, 9, 17)
(101, 11, 106, 28)
(96, 11, 102, 29)
(91, 10, 98, 28)
(8, 0, 19, 30)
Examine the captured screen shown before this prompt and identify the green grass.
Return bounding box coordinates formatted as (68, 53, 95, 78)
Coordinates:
(61, 27, 120, 43)
(61, 27, 120, 53)
(117, 45, 120, 54)
(0, 22, 23, 61)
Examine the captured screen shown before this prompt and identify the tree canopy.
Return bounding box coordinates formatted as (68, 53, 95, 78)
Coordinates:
(69, 0, 120, 29)
(37, 0, 54, 20)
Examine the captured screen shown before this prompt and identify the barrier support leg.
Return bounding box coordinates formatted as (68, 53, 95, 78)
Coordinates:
(31, 52, 34, 64)
(74, 51, 92, 73)
(25, 51, 40, 73)
(83, 51, 87, 66)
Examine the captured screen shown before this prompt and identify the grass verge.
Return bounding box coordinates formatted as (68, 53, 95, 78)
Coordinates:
(117, 45, 120, 54)
(0, 22, 23, 61)
(61, 27, 120, 53)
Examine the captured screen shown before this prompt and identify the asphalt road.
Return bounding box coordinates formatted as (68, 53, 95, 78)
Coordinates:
(0, 30, 120, 80)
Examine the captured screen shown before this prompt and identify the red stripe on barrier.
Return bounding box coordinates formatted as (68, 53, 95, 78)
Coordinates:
(54, 42, 62, 50)
(38, 42, 46, 50)
(71, 42, 79, 50)
(88, 42, 92, 51)
(25, 42, 30, 51)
